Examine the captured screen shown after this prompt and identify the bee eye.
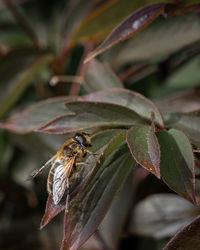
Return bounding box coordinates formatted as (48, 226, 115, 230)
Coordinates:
(74, 134, 91, 148)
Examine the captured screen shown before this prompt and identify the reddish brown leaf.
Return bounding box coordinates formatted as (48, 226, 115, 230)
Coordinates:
(164, 216, 200, 250)
(84, 3, 166, 63)
(0, 97, 74, 133)
(61, 132, 135, 250)
(114, 13, 200, 64)
(40, 195, 65, 229)
(127, 124, 160, 178)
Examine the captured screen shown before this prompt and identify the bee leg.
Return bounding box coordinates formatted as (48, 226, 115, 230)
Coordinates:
(76, 162, 86, 167)
(27, 155, 56, 180)
(76, 161, 97, 168)
(88, 151, 103, 163)
(65, 178, 70, 214)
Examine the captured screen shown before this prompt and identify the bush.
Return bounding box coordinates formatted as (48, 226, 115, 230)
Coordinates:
(0, 0, 200, 249)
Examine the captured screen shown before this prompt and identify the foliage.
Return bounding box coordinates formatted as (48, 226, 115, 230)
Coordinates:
(0, 0, 200, 249)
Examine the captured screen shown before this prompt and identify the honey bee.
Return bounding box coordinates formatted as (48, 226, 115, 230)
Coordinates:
(30, 132, 99, 207)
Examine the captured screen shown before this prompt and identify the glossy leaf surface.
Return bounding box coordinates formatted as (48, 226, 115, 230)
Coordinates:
(114, 14, 200, 64)
(85, 3, 166, 62)
(73, 0, 169, 44)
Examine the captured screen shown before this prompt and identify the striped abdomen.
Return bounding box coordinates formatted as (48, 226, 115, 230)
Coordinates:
(47, 161, 58, 194)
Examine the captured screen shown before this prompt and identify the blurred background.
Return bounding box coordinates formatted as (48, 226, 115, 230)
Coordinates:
(0, 0, 200, 249)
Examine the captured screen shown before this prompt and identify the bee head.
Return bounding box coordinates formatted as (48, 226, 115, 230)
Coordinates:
(74, 132, 92, 148)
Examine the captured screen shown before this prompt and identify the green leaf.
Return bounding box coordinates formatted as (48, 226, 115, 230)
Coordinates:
(114, 14, 200, 64)
(157, 129, 195, 203)
(163, 111, 200, 148)
(0, 97, 74, 133)
(164, 55, 200, 89)
(84, 3, 166, 62)
(127, 124, 160, 178)
(164, 216, 200, 250)
(38, 101, 145, 134)
(61, 131, 136, 250)
(0, 48, 53, 118)
(78, 88, 164, 127)
(91, 129, 124, 152)
(84, 59, 122, 92)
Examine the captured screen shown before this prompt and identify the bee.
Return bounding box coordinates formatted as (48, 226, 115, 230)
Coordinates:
(30, 132, 99, 208)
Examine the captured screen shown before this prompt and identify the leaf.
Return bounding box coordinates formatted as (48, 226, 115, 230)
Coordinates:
(164, 55, 200, 88)
(84, 59, 122, 92)
(127, 124, 160, 178)
(163, 216, 200, 250)
(40, 129, 124, 228)
(40, 195, 65, 229)
(0, 88, 163, 134)
(195, 178, 200, 205)
(156, 88, 200, 114)
(163, 111, 200, 147)
(38, 101, 145, 134)
(84, 3, 166, 62)
(91, 129, 124, 152)
(99, 171, 135, 249)
(0, 131, 14, 178)
(60, 0, 97, 44)
(114, 14, 200, 64)
(61, 131, 136, 250)
(73, 0, 169, 44)
(130, 194, 200, 239)
(157, 129, 195, 203)
(78, 88, 164, 127)
(0, 48, 53, 118)
(0, 97, 74, 133)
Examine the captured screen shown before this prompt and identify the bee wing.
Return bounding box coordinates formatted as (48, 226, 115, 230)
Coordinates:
(26, 155, 57, 181)
(53, 157, 75, 205)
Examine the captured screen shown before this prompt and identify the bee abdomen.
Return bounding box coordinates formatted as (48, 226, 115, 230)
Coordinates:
(47, 163, 57, 194)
